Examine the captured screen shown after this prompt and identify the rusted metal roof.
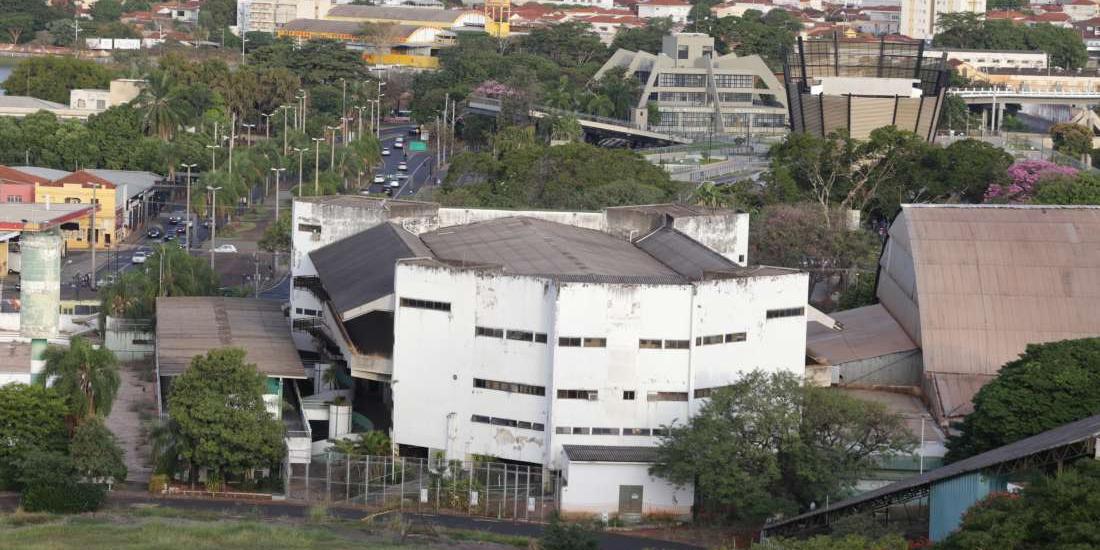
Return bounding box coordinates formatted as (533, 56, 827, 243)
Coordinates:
(807, 303, 918, 365)
(156, 297, 306, 379)
(562, 445, 659, 463)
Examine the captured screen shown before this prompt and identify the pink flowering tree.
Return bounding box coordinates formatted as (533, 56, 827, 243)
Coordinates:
(984, 160, 1078, 203)
(473, 80, 518, 98)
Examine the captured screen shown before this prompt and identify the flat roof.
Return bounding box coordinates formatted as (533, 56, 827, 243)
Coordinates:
(563, 444, 660, 463)
(605, 203, 738, 218)
(13, 167, 161, 204)
(156, 297, 306, 379)
(807, 303, 918, 366)
(0, 96, 68, 110)
(0, 203, 95, 231)
(421, 217, 681, 279)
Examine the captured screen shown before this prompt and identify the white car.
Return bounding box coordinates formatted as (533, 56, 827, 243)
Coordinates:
(131, 251, 147, 264)
(393, 141, 403, 149)
(213, 244, 238, 253)
(373, 174, 385, 184)
(381, 148, 391, 156)
(387, 180, 400, 188)
(398, 162, 408, 171)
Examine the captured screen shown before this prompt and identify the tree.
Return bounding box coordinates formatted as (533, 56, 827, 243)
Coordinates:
(70, 418, 128, 483)
(687, 9, 801, 68)
(521, 22, 608, 68)
(945, 338, 1100, 462)
(99, 245, 219, 320)
(611, 18, 672, 53)
(91, 0, 123, 21)
(1033, 172, 1100, 205)
(757, 535, 907, 550)
(939, 460, 1100, 549)
(1050, 123, 1093, 159)
(0, 384, 69, 489)
(136, 71, 188, 140)
(40, 336, 121, 422)
(934, 13, 1086, 69)
(198, 0, 235, 29)
(0, 13, 34, 44)
(2, 56, 114, 104)
(259, 213, 291, 256)
(168, 348, 286, 482)
(328, 431, 392, 456)
(983, 160, 1078, 203)
(651, 371, 914, 521)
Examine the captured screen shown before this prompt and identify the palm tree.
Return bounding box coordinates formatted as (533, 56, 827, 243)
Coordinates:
(40, 336, 121, 421)
(137, 71, 187, 141)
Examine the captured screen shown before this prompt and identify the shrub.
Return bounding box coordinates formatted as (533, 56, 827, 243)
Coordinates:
(540, 517, 599, 550)
(148, 474, 169, 494)
(21, 482, 106, 514)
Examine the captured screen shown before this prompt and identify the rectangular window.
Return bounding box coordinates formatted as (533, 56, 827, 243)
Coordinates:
(473, 378, 546, 396)
(490, 417, 518, 427)
(475, 326, 504, 338)
(517, 421, 532, 430)
(639, 339, 663, 349)
(534, 333, 548, 343)
(298, 223, 321, 233)
(557, 389, 598, 400)
(649, 391, 688, 402)
(506, 330, 534, 342)
(677, 45, 689, 59)
(766, 307, 805, 319)
(652, 428, 670, 437)
(725, 332, 747, 343)
(6, 196, 22, 203)
(558, 337, 581, 347)
(555, 427, 572, 434)
(400, 297, 451, 312)
(572, 427, 591, 435)
(713, 74, 754, 88)
(533, 422, 545, 431)
(664, 339, 690, 349)
(592, 428, 620, 436)
(623, 428, 651, 436)
(623, 390, 635, 400)
(701, 334, 724, 345)
(471, 414, 491, 424)
(582, 337, 606, 348)
(656, 73, 707, 87)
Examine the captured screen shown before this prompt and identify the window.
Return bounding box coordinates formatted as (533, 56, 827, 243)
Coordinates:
(400, 297, 451, 312)
(718, 92, 752, 103)
(6, 196, 22, 203)
(623, 428, 651, 436)
(557, 389, 598, 400)
(298, 223, 321, 233)
(725, 332, 747, 343)
(700, 334, 724, 345)
(475, 326, 504, 338)
(65, 197, 81, 204)
(713, 74, 754, 88)
(766, 307, 805, 319)
(652, 428, 670, 437)
(534, 333, 548, 343)
(471, 414, 491, 424)
(506, 330, 534, 342)
(664, 339, 689, 349)
(657, 73, 707, 87)
(558, 336, 581, 347)
(649, 391, 688, 402)
(96, 100, 105, 110)
(582, 337, 606, 348)
(639, 339, 663, 349)
(658, 91, 706, 104)
(473, 378, 546, 396)
(490, 417, 518, 427)
(677, 46, 689, 59)
(623, 390, 635, 400)
(592, 428, 619, 435)
(694, 386, 729, 398)
(572, 427, 591, 435)
(555, 427, 572, 434)
(132, 338, 153, 345)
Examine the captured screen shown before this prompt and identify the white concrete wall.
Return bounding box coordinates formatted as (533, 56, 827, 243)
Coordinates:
(0, 373, 31, 385)
(673, 212, 749, 266)
(561, 460, 693, 518)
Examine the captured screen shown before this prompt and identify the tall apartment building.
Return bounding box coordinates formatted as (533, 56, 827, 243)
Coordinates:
(596, 33, 788, 139)
(899, 0, 985, 39)
(239, 0, 332, 33)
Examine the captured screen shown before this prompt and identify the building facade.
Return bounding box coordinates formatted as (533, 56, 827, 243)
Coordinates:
(635, 0, 692, 22)
(899, 0, 985, 39)
(596, 33, 788, 139)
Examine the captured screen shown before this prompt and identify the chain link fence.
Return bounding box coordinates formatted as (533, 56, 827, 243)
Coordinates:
(287, 452, 559, 521)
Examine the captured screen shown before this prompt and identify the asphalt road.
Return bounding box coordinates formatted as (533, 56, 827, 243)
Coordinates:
(367, 125, 439, 199)
(0, 491, 703, 549)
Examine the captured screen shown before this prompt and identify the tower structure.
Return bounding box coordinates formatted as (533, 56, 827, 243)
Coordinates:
(484, 0, 510, 38)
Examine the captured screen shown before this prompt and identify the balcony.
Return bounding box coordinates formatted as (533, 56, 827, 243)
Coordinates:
(293, 275, 329, 302)
(348, 353, 393, 381)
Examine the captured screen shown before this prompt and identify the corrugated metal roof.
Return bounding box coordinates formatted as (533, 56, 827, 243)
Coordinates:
(605, 204, 736, 217)
(310, 223, 432, 319)
(155, 297, 306, 379)
(635, 226, 736, 279)
(0, 96, 67, 109)
(326, 5, 474, 23)
(563, 444, 660, 463)
(807, 303, 918, 365)
(928, 372, 996, 419)
(765, 412, 1100, 532)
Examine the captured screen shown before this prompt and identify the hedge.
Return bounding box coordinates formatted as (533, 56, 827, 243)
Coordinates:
(21, 482, 107, 514)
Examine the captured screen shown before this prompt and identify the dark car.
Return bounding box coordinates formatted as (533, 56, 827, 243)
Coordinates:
(147, 227, 162, 238)
(162, 234, 175, 242)
(408, 127, 420, 135)
(176, 226, 186, 235)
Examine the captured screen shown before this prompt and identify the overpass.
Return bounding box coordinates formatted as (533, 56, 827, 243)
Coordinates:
(465, 95, 692, 147)
(948, 87, 1100, 106)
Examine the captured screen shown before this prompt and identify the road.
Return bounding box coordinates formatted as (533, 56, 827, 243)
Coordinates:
(367, 125, 439, 199)
(0, 491, 703, 549)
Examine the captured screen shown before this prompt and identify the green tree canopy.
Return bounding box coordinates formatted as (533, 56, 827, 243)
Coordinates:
(651, 371, 914, 521)
(757, 535, 907, 550)
(945, 338, 1100, 462)
(520, 21, 608, 68)
(934, 13, 1086, 69)
(40, 336, 121, 421)
(70, 418, 128, 483)
(99, 245, 220, 320)
(686, 9, 801, 67)
(168, 348, 286, 481)
(0, 384, 69, 489)
(1033, 172, 1100, 205)
(91, 0, 123, 21)
(3, 56, 115, 104)
(1050, 122, 1094, 158)
(610, 18, 673, 53)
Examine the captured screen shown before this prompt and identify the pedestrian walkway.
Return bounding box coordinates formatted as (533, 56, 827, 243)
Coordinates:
(105, 361, 157, 483)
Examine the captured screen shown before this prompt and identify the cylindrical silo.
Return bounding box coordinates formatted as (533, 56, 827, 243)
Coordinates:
(20, 230, 62, 379)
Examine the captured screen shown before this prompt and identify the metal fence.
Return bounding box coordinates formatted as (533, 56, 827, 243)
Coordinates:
(287, 452, 559, 521)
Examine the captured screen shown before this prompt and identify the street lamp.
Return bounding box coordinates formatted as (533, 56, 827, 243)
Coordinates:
(292, 147, 309, 197)
(281, 104, 291, 155)
(296, 89, 307, 131)
(89, 183, 99, 290)
(270, 167, 286, 222)
(355, 105, 368, 140)
(261, 111, 275, 139)
(206, 186, 222, 271)
(311, 136, 325, 194)
(376, 80, 386, 138)
(242, 123, 256, 148)
(326, 125, 340, 172)
(206, 144, 221, 172)
(181, 163, 198, 250)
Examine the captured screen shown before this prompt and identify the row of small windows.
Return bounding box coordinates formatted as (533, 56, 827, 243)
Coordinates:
(555, 426, 670, 437)
(695, 332, 747, 346)
(766, 307, 805, 319)
(557, 389, 688, 402)
(470, 414, 544, 432)
(693, 385, 733, 399)
(400, 297, 451, 312)
(638, 339, 690, 350)
(475, 326, 549, 343)
(558, 337, 606, 348)
(656, 74, 757, 89)
(473, 378, 546, 396)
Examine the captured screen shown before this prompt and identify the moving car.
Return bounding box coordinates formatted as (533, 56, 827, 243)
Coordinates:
(387, 180, 400, 189)
(408, 127, 420, 135)
(381, 148, 391, 156)
(394, 137, 404, 149)
(214, 244, 237, 253)
(147, 228, 162, 238)
(131, 251, 148, 264)
(373, 174, 385, 184)
(168, 216, 180, 225)
(397, 162, 407, 171)
(176, 226, 186, 235)
(162, 234, 175, 242)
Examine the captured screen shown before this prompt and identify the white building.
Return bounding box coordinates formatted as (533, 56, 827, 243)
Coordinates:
(712, 0, 776, 18)
(635, 0, 693, 23)
(927, 48, 1048, 72)
(239, 0, 333, 33)
(515, 0, 616, 9)
(900, 0, 985, 39)
(288, 196, 808, 518)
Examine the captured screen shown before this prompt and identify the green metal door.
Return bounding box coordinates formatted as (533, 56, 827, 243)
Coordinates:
(618, 485, 643, 515)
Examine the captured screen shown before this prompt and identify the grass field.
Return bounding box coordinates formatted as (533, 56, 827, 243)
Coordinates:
(0, 508, 531, 550)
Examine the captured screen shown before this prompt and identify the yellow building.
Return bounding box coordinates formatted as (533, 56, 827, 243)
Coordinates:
(30, 168, 158, 250)
(323, 5, 487, 30)
(279, 19, 458, 69)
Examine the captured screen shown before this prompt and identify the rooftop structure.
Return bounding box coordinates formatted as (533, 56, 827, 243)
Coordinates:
(324, 4, 487, 28)
(0, 203, 95, 232)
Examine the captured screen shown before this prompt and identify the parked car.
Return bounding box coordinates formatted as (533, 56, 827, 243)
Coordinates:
(214, 244, 237, 253)
(373, 174, 385, 184)
(131, 251, 147, 264)
(147, 227, 162, 238)
(381, 148, 391, 156)
(408, 126, 420, 135)
(398, 162, 407, 171)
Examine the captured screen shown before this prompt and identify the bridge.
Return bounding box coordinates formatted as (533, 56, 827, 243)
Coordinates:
(948, 87, 1100, 106)
(465, 95, 692, 146)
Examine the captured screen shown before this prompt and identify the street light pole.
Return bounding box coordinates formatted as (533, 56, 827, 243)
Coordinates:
(270, 167, 286, 222)
(242, 123, 256, 149)
(181, 163, 197, 250)
(206, 144, 221, 172)
(293, 147, 308, 197)
(327, 125, 340, 172)
(312, 137, 324, 194)
(90, 183, 98, 289)
(355, 106, 367, 140)
(282, 105, 289, 155)
(206, 185, 222, 271)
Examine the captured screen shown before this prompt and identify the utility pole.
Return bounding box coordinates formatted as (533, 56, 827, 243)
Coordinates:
(261, 112, 273, 140)
(327, 125, 339, 172)
(282, 105, 289, 155)
(355, 106, 367, 140)
(293, 147, 308, 197)
(242, 123, 256, 149)
(270, 167, 286, 221)
(241, 33, 248, 64)
(89, 183, 98, 289)
(253, 253, 261, 298)
(376, 81, 386, 138)
(341, 78, 348, 138)
(300, 90, 308, 132)
(181, 163, 197, 250)
(228, 112, 236, 175)
(207, 186, 222, 271)
(442, 94, 449, 164)
(312, 137, 324, 194)
(206, 144, 221, 172)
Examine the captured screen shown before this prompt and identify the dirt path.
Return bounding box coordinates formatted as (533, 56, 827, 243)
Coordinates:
(105, 361, 157, 483)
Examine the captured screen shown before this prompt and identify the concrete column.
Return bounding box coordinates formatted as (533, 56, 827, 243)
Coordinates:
(20, 229, 62, 381)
